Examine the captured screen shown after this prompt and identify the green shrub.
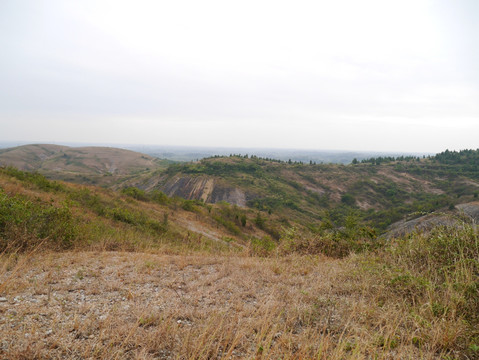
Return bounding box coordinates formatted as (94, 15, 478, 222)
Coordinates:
(0, 190, 77, 251)
(181, 200, 197, 212)
(249, 236, 276, 256)
(213, 215, 241, 235)
(254, 212, 265, 229)
(68, 188, 107, 216)
(121, 187, 148, 201)
(109, 207, 138, 224)
(1, 167, 65, 192)
(240, 214, 247, 227)
(341, 193, 356, 206)
(150, 190, 169, 204)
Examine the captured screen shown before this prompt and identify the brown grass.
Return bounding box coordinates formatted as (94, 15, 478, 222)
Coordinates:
(0, 249, 458, 359)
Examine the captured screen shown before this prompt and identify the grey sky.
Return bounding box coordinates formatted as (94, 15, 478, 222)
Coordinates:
(1, 0, 478, 152)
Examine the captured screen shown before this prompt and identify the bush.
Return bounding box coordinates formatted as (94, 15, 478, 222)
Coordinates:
(279, 226, 379, 258)
(249, 236, 276, 256)
(0, 190, 77, 251)
(121, 187, 148, 201)
(181, 200, 197, 212)
(254, 213, 265, 229)
(150, 190, 169, 204)
(213, 215, 241, 235)
(68, 188, 107, 216)
(1, 167, 65, 192)
(341, 193, 356, 206)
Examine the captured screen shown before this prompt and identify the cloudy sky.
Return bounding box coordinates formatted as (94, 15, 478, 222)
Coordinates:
(1, 0, 478, 152)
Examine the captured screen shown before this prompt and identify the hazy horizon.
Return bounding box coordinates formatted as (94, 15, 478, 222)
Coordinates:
(0, 140, 436, 164)
(0, 140, 439, 155)
(1, 0, 478, 152)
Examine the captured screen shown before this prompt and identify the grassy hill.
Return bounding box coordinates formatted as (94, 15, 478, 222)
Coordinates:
(0, 166, 300, 255)
(0, 144, 171, 186)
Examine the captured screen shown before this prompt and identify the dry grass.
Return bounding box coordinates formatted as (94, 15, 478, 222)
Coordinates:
(0, 249, 459, 360)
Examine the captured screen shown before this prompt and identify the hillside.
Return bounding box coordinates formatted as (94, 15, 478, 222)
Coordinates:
(0, 166, 301, 255)
(0, 166, 478, 359)
(0, 144, 170, 186)
(133, 152, 479, 232)
(2, 145, 479, 237)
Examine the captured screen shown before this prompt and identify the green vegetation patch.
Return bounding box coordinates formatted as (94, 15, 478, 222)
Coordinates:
(0, 190, 77, 251)
(2, 166, 66, 192)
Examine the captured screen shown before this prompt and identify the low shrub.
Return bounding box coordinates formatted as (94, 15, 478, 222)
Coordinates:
(1, 166, 65, 192)
(121, 187, 148, 201)
(357, 223, 479, 354)
(0, 190, 77, 251)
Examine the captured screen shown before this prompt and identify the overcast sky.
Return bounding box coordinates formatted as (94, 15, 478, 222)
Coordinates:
(1, 0, 478, 152)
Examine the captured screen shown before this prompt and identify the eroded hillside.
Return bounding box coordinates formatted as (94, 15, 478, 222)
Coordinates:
(133, 153, 479, 232)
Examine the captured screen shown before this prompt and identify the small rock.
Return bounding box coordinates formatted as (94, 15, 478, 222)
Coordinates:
(0, 297, 7, 302)
(46, 329, 53, 336)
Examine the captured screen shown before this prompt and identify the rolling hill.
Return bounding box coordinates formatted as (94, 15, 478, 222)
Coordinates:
(0, 144, 170, 186)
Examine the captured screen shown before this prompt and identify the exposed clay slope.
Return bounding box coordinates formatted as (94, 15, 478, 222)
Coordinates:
(456, 201, 479, 223)
(383, 201, 479, 239)
(383, 213, 460, 239)
(158, 175, 252, 207)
